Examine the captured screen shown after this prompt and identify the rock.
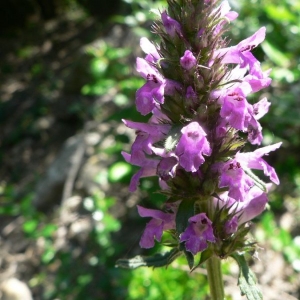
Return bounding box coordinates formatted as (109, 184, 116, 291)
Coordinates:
(0, 278, 32, 300)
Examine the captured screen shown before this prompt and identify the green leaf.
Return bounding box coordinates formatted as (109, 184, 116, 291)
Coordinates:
(115, 248, 182, 269)
(40, 224, 57, 238)
(41, 246, 56, 264)
(231, 253, 262, 300)
(181, 244, 194, 269)
(90, 57, 108, 76)
(23, 219, 38, 234)
(175, 200, 195, 234)
(265, 5, 297, 23)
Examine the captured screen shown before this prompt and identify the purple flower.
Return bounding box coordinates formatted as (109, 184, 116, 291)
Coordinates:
(136, 57, 163, 83)
(219, 160, 254, 201)
(247, 118, 263, 145)
(135, 82, 161, 115)
(123, 120, 171, 160)
(175, 122, 212, 172)
(225, 216, 238, 235)
(237, 186, 269, 223)
(186, 86, 197, 100)
(214, 27, 266, 72)
(186, 86, 198, 109)
(135, 58, 165, 115)
(180, 213, 216, 255)
(219, 82, 253, 131)
(137, 204, 178, 248)
(244, 65, 272, 93)
(140, 37, 160, 63)
(252, 97, 271, 120)
(157, 156, 178, 181)
(161, 11, 183, 38)
(227, 62, 271, 94)
(214, 185, 269, 224)
(180, 50, 197, 70)
(149, 107, 170, 124)
(213, 1, 238, 35)
(122, 152, 159, 192)
(236, 142, 282, 184)
(135, 57, 182, 115)
(246, 97, 270, 144)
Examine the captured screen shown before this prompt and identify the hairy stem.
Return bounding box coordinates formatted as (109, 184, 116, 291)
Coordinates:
(206, 255, 225, 300)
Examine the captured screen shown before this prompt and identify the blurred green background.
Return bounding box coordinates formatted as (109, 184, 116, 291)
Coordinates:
(0, 0, 299, 299)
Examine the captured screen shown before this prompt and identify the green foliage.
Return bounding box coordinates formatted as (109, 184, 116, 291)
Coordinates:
(81, 41, 140, 106)
(114, 0, 166, 30)
(231, 253, 262, 300)
(126, 256, 209, 300)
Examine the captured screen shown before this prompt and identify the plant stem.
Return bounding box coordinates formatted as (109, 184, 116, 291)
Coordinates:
(206, 255, 225, 300)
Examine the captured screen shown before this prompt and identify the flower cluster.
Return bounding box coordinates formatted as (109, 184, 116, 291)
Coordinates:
(122, 0, 281, 259)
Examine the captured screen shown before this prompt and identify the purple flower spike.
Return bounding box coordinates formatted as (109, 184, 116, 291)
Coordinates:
(137, 205, 176, 248)
(161, 11, 183, 38)
(175, 122, 211, 172)
(180, 50, 197, 70)
(180, 213, 216, 255)
(120, 0, 281, 260)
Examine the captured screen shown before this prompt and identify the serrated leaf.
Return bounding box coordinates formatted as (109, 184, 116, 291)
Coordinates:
(115, 248, 182, 269)
(231, 253, 263, 300)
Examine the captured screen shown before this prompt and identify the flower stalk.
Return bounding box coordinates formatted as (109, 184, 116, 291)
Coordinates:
(207, 256, 225, 300)
(117, 0, 281, 298)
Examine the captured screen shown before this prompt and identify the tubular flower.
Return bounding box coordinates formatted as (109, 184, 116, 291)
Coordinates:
(161, 11, 183, 38)
(180, 50, 197, 70)
(137, 202, 179, 248)
(180, 213, 216, 255)
(175, 122, 211, 172)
